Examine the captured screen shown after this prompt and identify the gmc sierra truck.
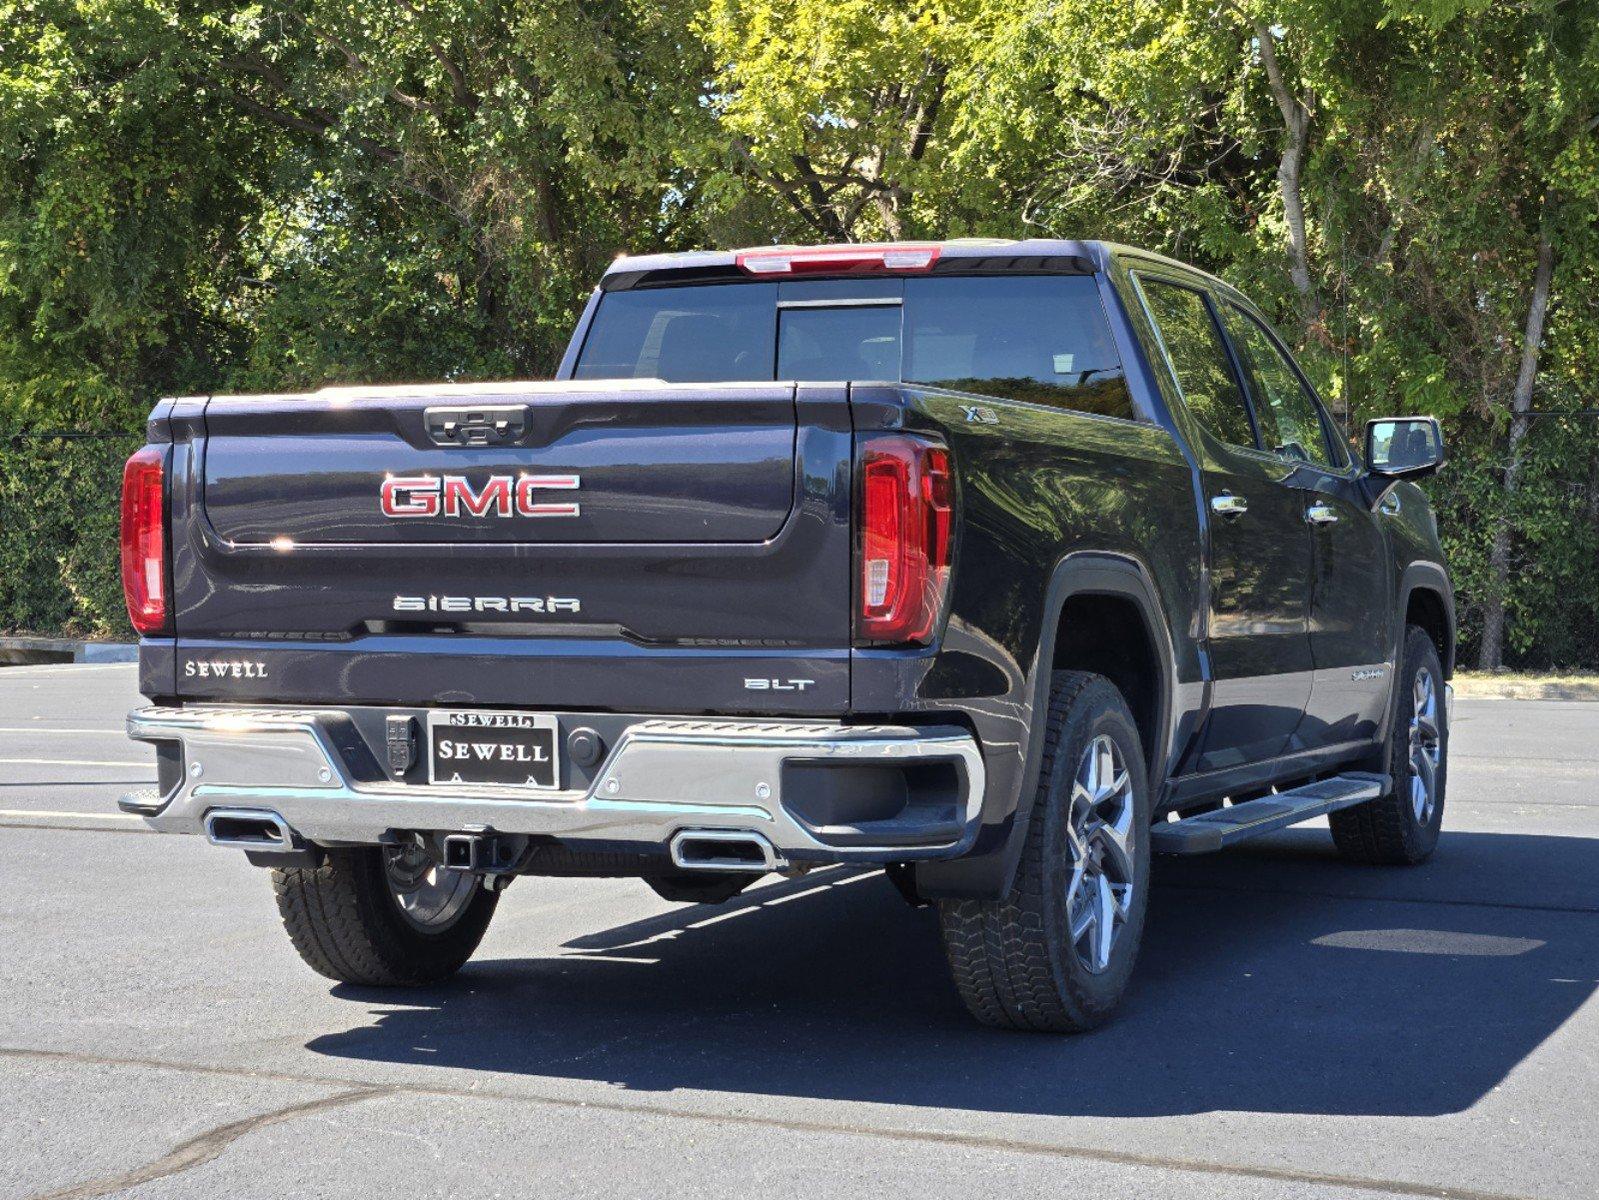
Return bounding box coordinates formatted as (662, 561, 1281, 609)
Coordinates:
(119, 239, 1454, 1031)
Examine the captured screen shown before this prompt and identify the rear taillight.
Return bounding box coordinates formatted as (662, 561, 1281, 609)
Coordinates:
(856, 436, 954, 645)
(120, 446, 168, 635)
(736, 244, 942, 276)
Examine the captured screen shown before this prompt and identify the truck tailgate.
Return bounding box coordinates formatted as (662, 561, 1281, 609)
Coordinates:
(163, 382, 853, 714)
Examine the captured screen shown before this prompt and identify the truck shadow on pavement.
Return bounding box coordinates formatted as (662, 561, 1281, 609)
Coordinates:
(308, 827, 1597, 1118)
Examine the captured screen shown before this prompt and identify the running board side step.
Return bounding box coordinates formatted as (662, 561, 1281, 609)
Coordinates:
(1151, 773, 1387, 855)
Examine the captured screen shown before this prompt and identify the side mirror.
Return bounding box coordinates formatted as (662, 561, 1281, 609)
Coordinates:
(1365, 416, 1444, 479)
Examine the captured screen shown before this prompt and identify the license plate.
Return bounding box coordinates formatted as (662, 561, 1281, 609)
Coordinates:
(427, 710, 559, 789)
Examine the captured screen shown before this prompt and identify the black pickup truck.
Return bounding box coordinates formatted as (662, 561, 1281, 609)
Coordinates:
(119, 239, 1453, 1031)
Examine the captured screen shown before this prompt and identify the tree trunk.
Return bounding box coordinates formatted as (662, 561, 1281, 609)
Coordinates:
(1477, 206, 1556, 670)
(1254, 24, 1317, 324)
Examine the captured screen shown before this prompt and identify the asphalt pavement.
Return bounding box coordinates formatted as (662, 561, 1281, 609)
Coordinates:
(2, 662, 1596, 1199)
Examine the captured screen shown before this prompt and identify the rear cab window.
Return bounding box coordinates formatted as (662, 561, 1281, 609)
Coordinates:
(575, 274, 1137, 422)
(572, 283, 778, 383)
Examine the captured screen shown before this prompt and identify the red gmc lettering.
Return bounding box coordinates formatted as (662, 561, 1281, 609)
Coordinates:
(442, 475, 512, 518)
(380, 474, 580, 519)
(515, 474, 580, 517)
(380, 475, 441, 518)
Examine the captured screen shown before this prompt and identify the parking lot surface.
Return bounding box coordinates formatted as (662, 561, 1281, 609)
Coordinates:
(2, 662, 1596, 1199)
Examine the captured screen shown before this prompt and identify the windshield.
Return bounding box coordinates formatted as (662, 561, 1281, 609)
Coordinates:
(574, 274, 1134, 420)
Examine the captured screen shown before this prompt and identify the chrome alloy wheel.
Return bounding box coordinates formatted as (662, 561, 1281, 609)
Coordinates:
(382, 840, 477, 931)
(1408, 667, 1443, 825)
(1065, 734, 1138, 975)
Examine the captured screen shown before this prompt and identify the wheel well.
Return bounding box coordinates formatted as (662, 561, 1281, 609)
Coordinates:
(1051, 593, 1163, 773)
(1405, 588, 1453, 678)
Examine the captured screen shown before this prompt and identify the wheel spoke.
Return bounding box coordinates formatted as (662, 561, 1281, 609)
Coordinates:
(1071, 883, 1097, 943)
(1095, 742, 1121, 801)
(1065, 859, 1088, 912)
(1091, 874, 1117, 971)
(1108, 879, 1134, 917)
(1096, 815, 1135, 884)
(1415, 712, 1439, 744)
(1095, 769, 1130, 809)
(1414, 746, 1437, 798)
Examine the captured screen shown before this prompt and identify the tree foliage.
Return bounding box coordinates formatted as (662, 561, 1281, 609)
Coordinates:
(1, 0, 1596, 664)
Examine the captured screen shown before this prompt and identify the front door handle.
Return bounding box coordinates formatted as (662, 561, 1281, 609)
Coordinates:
(1211, 493, 1249, 518)
(1306, 502, 1339, 525)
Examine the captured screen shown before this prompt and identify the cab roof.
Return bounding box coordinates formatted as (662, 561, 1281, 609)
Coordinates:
(599, 238, 1117, 291)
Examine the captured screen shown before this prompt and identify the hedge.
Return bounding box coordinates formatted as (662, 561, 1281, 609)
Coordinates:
(0, 434, 138, 640)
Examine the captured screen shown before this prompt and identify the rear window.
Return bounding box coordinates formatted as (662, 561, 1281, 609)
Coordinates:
(575, 274, 1135, 421)
(572, 283, 777, 382)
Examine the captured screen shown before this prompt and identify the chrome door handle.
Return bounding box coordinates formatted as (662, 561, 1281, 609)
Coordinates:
(1306, 502, 1339, 525)
(1210, 493, 1249, 518)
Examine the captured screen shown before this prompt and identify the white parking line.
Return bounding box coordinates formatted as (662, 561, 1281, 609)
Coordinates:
(0, 758, 152, 768)
(0, 727, 126, 735)
(0, 809, 143, 822)
(0, 662, 136, 676)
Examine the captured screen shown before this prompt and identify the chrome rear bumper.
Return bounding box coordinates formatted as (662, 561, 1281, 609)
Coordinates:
(121, 706, 985, 866)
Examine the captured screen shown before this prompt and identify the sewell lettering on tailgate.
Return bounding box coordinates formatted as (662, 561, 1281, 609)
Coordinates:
(380, 473, 580, 519)
(183, 659, 269, 679)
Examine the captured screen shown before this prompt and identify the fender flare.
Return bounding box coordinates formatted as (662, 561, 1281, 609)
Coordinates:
(1378, 560, 1456, 750)
(1396, 560, 1456, 677)
(918, 550, 1179, 900)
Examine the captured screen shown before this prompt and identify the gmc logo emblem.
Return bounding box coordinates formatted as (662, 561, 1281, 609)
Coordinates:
(380, 474, 580, 519)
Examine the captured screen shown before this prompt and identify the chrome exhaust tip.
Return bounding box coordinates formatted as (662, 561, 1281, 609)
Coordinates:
(204, 808, 299, 852)
(669, 829, 784, 873)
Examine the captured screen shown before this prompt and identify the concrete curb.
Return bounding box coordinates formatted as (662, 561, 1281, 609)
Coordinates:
(0, 635, 138, 666)
(1453, 674, 1599, 702)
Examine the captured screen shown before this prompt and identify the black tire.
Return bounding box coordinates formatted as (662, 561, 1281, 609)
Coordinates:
(272, 847, 499, 986)
(937, 671, 1152, 1033)
(1330, 625, 1448, 865)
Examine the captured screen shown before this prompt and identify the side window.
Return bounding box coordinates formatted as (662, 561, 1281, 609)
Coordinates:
(1219, 305, 1336, 468)
(1137, 278, 1256, 448)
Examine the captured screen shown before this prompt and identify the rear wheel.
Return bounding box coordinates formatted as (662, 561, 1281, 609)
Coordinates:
(272, 841, 499, 986)
(938, 671, 1151, 1032)
(1330, 625, 1448, 865)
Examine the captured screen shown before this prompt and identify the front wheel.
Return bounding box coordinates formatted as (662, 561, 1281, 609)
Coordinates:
(1330, 625, 1448, 865)
(272, 841, 499, 986)
(938, 671, 1152, 1033)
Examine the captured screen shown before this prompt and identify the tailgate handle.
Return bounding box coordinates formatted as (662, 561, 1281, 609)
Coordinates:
(425, 405, 528, 447)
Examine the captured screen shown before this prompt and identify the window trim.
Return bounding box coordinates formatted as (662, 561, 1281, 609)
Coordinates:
(1129, 271, 1263, 453)
(775, 297, 902, 309)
